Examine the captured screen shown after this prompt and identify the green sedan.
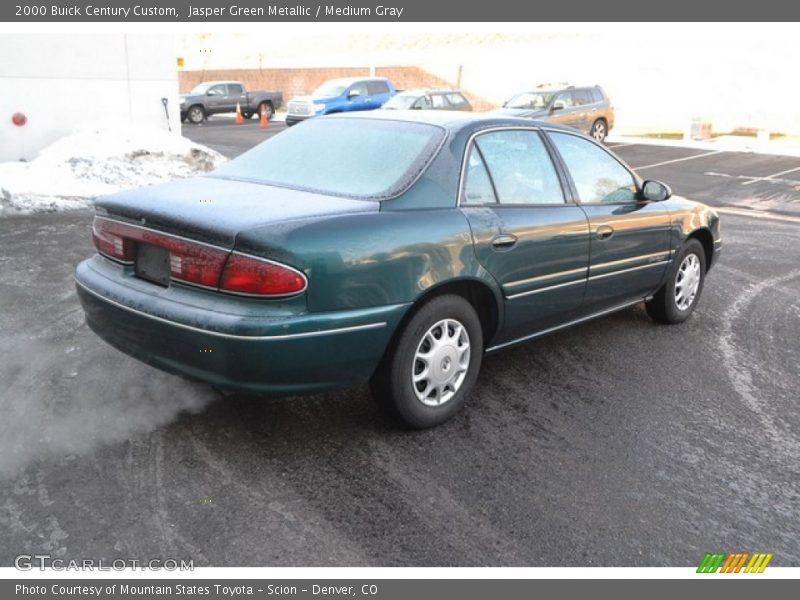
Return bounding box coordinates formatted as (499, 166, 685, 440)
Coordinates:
(75, 112, 721, 428)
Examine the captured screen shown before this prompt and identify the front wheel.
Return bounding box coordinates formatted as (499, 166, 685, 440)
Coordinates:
(646, 239, 706, 324)
(187, 105, 205, 124)
(370, 295, 483, 428)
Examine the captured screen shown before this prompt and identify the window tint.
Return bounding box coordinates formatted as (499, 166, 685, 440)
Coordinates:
(462, 147, 497, 204)
(211, 119, 444, 199)
(446, 93, 467, 106)
(431, 94, 448, 108)
(366, 81, 390, 95)
(590, 89, 603, 103)
(227, 84, 244, 95)
(554, 92, 574, 108)
(474, 130, 564, 205)
(572, 90, 591, 106)
(350, 82, 369, 97)
(207, 84, 226, 96)
(550, 132, 636, 203)
(414, 95, 433, 109)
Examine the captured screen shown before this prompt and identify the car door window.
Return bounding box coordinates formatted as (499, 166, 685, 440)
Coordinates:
(474, 130, 564, 205)
(462, 147, 497, 205)
(414, 95, 433, 109)
(590, 89, 603, 103)
(572, 90, 591, 106)
(431, 94, 449, 108)
(366, 81, 389, 95)
(227, 84, 244, 95)
(550, 132, 636, 203)
(207, 84, 226, 96)
(554, 92, 574, 108)
(350, 82, 369, 97)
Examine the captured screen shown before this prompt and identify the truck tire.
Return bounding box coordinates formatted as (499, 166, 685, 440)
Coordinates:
(258, 102, 275, 119)
(187, 105, 205, 124)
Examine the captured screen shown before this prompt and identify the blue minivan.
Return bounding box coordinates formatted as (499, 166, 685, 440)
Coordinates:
(285, 77, 396, 126)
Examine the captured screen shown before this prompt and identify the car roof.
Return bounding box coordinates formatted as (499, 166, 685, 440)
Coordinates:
(395, 88, 464, 95)
(324, 76, 391, 85)
(324, 110, 579, 133)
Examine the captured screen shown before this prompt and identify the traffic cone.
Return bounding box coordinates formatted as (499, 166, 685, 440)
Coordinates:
(235, 102, 243, 125)
(259, 104, 269, 129)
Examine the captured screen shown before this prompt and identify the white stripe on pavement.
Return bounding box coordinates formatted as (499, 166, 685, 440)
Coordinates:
(633, 150, 723, 170)
(713, 207, 800, 223)
(741, 165, 800, 186)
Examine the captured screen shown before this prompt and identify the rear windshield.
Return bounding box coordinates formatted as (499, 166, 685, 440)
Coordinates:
(210, 118, 445, 199)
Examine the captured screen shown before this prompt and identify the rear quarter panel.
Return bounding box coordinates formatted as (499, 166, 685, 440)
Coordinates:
(233, 208, 502, 314)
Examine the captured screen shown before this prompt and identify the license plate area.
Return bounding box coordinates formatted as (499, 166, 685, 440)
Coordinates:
(135, 243, 170, 287)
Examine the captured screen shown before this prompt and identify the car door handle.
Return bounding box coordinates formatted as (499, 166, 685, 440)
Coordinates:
(595, 225, 614, 240)
(491, 234, 518, 250)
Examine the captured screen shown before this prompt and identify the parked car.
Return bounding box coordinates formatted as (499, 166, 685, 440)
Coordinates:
(493, 84, 614, 142)
(76, 113, 720, 428)
(285, 77, 395, 126)
(382, 89, 472, 111)
(180, 81, 283, 124)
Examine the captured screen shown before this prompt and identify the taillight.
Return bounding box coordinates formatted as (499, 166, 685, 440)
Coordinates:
(220, 252, 307, 296)
(92, 216, 228, 288)
(92, 216, 307, 296)
(92, 218, 135, 263)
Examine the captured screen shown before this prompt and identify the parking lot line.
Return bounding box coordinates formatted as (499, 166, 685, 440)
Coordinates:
(741, 165, 800, 186)
(713, 207, 800, 223)
(633, 150, 723, 170)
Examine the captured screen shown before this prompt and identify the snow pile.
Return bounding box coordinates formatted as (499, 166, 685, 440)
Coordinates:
(0, 127, 226, 214)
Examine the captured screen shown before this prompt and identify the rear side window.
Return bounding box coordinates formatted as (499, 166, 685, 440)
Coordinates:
(366, 81, 390, 95)
(462, 147, 497, 204)
(431, 94, 448, 108)
(572, 90, 591, 106)
(211, 118, 445, 199)
(227, 84, 244, 95)
(473, 130, 564, 205)
(590, 89, 603, 103)
(550, 132, 636, 203)
(446, 93, 467, 106)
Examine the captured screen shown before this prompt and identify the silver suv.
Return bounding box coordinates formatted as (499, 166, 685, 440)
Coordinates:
(493, 84, 614, 142)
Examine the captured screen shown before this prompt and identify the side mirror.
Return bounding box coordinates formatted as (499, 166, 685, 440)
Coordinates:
(642, 180, 672, 202)
(348, 89, 361, 98)
(551, 100, 566, 112)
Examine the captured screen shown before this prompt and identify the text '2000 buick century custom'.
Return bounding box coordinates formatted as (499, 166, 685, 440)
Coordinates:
(76, 112, 721, 428)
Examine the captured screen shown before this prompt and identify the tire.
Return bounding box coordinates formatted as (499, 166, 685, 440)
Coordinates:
(187, 105, 205, 124)
(646, 239, 706, 324)
(590, 118, 608, 142)
(258, 102, 275, 119)
(369, 294, 483, 429)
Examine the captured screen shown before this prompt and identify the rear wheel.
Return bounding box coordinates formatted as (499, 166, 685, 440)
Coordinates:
(370, 295, 483, 428)
(258, 102, 275, 119)
(187, 105, 205, 124)
(590, 118, 608, 142)
(646, 239, 706, 324)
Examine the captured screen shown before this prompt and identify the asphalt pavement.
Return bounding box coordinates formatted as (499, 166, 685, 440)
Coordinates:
(0, 117, 798, 567)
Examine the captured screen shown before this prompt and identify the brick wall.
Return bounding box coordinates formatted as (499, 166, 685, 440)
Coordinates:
(178, 66, 494, 111)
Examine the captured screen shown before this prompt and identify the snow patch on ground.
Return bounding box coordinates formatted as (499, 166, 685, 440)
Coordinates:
(0, 127, 227, 215)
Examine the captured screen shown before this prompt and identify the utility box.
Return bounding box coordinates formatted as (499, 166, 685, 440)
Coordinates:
(688, 117, 713, 140)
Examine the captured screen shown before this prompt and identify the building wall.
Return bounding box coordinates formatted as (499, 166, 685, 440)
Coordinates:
(178, 66, 495, 111)
(0, 34, 179, 162)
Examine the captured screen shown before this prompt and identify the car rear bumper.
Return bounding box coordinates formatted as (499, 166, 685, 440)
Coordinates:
(75, 256, 408, 394)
